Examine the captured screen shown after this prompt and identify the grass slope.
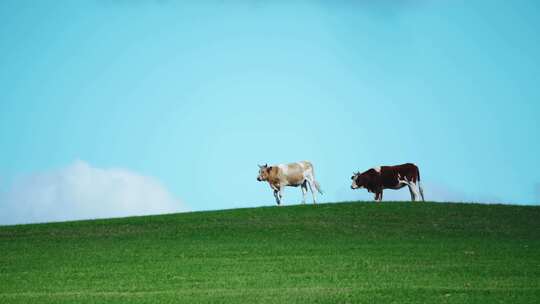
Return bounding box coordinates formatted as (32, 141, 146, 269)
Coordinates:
(1, 202, 539, 303)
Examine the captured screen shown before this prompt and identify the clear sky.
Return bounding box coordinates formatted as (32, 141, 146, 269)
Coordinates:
(1, 0, 539, 225)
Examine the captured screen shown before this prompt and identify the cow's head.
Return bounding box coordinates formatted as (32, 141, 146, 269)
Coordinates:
(351, 169, 377, 190)
(257, 164, 270, 181)
(351, 172, 362, 189)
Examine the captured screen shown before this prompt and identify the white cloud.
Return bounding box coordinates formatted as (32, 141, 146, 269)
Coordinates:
(0, 161, 187, 225)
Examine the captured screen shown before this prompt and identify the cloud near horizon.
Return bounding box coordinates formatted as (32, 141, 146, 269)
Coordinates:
(0, 161, 187, 225)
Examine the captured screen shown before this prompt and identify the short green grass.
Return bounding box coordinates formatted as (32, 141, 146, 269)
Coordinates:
(1, 202, 539, 303)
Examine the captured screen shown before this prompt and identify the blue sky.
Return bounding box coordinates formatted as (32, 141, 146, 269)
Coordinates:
(1, 0, 539, 224)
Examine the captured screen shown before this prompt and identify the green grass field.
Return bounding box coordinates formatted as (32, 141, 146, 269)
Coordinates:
(1, 202, 539, 303)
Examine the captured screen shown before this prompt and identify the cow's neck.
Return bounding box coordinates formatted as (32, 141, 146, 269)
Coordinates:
(266, 167, 281, 190)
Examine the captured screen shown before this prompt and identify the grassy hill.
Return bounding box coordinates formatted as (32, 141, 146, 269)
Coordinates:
(1, 202, 539, 303)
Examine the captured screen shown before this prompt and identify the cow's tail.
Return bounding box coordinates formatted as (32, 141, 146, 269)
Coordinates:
(306, 163, 323, 195)
(314, 180, 324, 195)
(416, 166, 425, 202)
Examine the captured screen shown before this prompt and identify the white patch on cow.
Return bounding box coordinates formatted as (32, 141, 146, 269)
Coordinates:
(278, 164, 288, 175)
(373, 166, 381, 173)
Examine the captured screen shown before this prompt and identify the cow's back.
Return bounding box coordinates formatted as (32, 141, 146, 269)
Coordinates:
(277, 162, 308, 186)
(395, 163, 419, 182)
(380, 163, 419, 186)
(379, 166, 400, 188)
(298, 161, 313, 171)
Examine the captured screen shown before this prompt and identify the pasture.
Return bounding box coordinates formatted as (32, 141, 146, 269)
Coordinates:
(1, 202, 539, 303)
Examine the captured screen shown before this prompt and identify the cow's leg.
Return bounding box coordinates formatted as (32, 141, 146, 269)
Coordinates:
(412, 182, 423, 202)
(399, 176, 417, 202)
(273, 190, 281, 206)
(307, 180, 317, 204)
(279, 188, 285, 205)
(301, 181, 308, 204)
(408, 185, 417, 201)
(407, 185, 414, 202)
(412, 182, 422, 202)
(374, 191, 382, 202)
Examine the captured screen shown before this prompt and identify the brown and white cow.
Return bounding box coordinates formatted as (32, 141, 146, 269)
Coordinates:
(351, 163, 424, 202)
(257, 161, 323, 206)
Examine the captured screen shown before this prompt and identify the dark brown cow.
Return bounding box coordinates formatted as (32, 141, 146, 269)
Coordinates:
(350, 163, 424, 202)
